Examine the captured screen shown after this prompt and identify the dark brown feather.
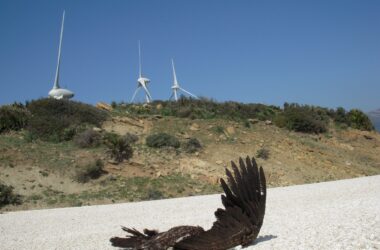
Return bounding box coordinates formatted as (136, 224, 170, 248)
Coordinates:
(174, 157, 266, 250)
(110, 156, 266, 250)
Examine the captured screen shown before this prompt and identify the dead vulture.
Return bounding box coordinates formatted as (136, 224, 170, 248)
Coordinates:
(110, 156, 266, 250)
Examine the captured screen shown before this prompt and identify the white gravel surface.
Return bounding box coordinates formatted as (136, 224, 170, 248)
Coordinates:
(1, 175, 379, 250)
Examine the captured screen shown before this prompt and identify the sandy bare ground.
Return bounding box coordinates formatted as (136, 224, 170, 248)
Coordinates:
(1, 175, 379, 250)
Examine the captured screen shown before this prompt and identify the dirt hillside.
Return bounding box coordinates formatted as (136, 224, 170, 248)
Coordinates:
(1, 114, 379, 211)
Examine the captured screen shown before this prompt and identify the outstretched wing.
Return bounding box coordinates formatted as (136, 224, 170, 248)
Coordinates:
(110, 226, 204, 249)
(175, 156, 266, 250)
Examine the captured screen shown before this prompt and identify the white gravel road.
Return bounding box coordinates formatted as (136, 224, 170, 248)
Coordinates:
(1, 175, 379, 250)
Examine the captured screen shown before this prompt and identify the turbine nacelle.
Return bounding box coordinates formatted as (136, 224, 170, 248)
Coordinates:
(48, 88, 74, 99)
(137, 77, 150, 85)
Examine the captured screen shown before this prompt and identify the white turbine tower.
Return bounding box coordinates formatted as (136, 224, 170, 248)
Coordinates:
(170, 59, 198, 101)
(131, 41, 152, 103)
(48, 10, 74, 100)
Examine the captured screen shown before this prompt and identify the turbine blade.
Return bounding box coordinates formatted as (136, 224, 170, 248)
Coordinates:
(171, 58, 178, 86)
(169, 92, 174, 100)
(138, 40, 142, 78)
(180, 88, 198, 99)
(54, 10, 65, 89)
(131, 87, 141, 103)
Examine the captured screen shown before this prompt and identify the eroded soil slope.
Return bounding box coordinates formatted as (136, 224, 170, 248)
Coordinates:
(1, 115, 379, 211)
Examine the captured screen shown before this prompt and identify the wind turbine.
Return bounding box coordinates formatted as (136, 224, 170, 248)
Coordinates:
(48, 10, 74, 100)
(170, 59, 198, 101)
(131, 41, 152, 103)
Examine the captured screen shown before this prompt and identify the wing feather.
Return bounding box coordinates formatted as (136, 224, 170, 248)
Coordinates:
(175, 156, 266, 250)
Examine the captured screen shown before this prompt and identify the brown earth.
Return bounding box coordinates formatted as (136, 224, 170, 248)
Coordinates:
(1, 115, 379, 212)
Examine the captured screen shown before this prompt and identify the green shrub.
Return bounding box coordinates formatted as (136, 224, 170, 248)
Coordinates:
(213, 125, 225, 134)
(26, 98, 108, 142)
(333, 107, 349, 124)
(104, 133, 134, 163)
(347, 109, 374, 131)
(61, 126, 78, 141)
(276, 103, 328, 133)
(74, 129, 101, 148)
(256, 148, 270, 160)
(23, 131, 38, 142)
(0, 105, 30, 133)
(103, 132, 138, 145)
(144, 189, 165, 200)
(0, 182, 22, 207)
(183, 138, 202, 153)
(75, 159, 105, 183)
(146, 133, 180, 148)
(243, 120, 251, 128)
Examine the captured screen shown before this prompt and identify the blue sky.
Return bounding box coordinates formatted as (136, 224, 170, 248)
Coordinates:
(0, 0, 379, 111)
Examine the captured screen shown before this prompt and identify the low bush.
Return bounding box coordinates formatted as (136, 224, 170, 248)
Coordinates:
(347, 109, 374, 131)
(183, 138, 202, 153)
(275, 103, 328, 134)
(146, 133, 180, 148)
(75, 159, 105, 183)
(243, 120, 251, 128)
(333, 107, 349, 124)
(104, 133, 134, 163)
(0, 182, 22, 207)
(26, 98, 108, 142)
(74, 129, 101, 148)
(256, 148, 270, 160)
(330, 107, 373, 131)
(213, 125, 225, 134)
(111, 101, 117, 109)
(144, 189, 165, 200)
(0, 105, 30, 133)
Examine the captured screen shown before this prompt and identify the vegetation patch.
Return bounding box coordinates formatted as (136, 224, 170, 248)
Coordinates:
(183, 138, 202, 153)
(256, 148, 270, 160)
(0, 104, 30, 133)
(347, 109, 374, 131)
(146, 133, 180, 148)
(26, 98, 108, 142)
(104, 133, 134, 163)
(213, 125, 225, 134)
(74, 129, 102, 148)
(274, 103, 328, 133)
(115, 97, 280, 121)
(75, 159, 106, 183)
(0, 182, 22, 207)
(113, 99, 374, 133)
